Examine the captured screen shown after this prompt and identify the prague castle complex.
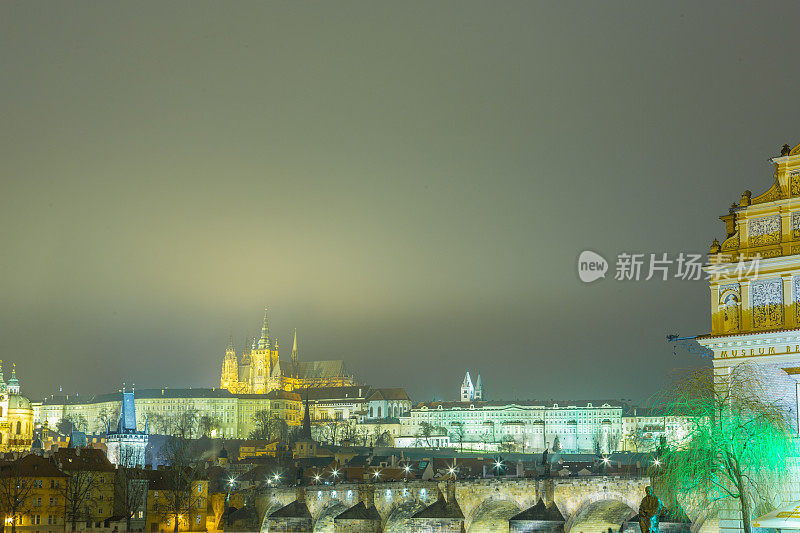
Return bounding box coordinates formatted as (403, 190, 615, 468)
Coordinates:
(220, 308, 355, 394)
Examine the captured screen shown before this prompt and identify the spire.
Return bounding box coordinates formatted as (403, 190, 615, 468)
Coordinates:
(8, 363, 19, 394)
(291, 328, 300, 368)
(258, 307, 270, 350)
(225, 332, 235, 356)
(460, 371, 474, 402)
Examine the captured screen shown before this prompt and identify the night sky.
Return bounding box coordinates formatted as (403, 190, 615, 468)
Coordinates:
(3, 2, 800, 403)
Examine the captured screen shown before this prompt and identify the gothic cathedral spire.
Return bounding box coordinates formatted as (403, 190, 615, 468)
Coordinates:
(291, 328, 300, 369)
(258, 307, 270, 350)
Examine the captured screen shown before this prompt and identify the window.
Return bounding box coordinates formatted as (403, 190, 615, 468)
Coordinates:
(34, 515, 41, 525)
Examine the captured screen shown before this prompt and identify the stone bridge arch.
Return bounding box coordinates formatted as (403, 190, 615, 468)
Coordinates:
(312, 500, 350, 533)
(304, 485, 356, 519)
(467, 498, 524, 532)
(258, 489, 295, 533)
(455, 478, 541, 529)
(563, 492, 638, 533)
(383, 499, 428, 532)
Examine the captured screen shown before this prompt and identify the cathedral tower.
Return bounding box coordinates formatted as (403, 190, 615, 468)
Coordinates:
(220, 334, 238, 392)
(460, 371, 475, 402)
(251, 307, 270, 393)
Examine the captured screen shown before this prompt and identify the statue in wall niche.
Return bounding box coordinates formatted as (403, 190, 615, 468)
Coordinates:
(638, 486, 663, 533)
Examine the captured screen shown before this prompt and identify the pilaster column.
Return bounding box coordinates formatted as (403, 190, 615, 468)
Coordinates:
(782, 210, 793, 255)
(710, 284, 721, 334)
(785, 275, 797, 328)
(740, 280, 752, 331)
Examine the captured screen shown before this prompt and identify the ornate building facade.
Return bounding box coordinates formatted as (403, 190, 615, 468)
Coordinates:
(35, 387, 302, 440)
(403, 400, 624, 453)
(696, 141, 800, 533)
(220, 308, 355, 394)
(698, 141, 800, 433)
(0, 361, 33, 452)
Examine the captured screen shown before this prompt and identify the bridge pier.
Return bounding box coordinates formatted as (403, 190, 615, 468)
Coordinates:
(257, 475, 686, 533)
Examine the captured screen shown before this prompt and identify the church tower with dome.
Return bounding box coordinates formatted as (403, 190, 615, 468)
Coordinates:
(0, 361, 33, 452)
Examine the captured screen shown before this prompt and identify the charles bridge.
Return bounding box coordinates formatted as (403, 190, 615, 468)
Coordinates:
(252, 475, 710, 532)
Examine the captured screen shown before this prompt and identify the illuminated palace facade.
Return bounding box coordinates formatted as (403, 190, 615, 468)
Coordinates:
(696, 141, 800, 533)
(220, 308, 356, 394)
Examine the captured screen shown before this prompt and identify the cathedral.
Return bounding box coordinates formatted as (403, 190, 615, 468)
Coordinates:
(220, 308, 355, 394)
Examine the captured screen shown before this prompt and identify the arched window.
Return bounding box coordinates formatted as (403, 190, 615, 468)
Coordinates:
(721, 292, 741, 333)
(16, 421, 21, 434)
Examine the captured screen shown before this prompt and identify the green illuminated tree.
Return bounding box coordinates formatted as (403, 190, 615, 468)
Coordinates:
(656, 364, 792, 533)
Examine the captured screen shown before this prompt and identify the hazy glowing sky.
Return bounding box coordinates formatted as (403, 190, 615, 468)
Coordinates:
(2, 1, 800, 402)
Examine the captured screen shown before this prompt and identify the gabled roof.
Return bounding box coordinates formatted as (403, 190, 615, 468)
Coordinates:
(368, 388, 410, 401)
(265, 390, 301, 401)
(296, 360, 350, 380)
(0, 454, 67, 478)
(54, 448, 115, 472)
